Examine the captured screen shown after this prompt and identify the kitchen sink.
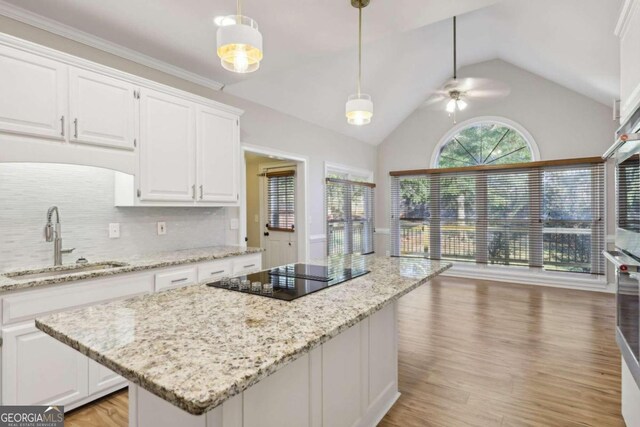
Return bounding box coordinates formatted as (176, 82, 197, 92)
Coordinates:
(3, 262, 129, 281)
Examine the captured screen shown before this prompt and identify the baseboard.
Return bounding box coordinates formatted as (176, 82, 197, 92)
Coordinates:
(442, 263, 613, 293)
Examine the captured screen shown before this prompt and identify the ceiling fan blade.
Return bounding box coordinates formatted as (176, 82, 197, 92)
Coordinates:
(420, 94, 447, 109)
(466, 87, 511, 99)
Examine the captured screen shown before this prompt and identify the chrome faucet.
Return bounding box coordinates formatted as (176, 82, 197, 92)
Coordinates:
(44, 206, 74, 266)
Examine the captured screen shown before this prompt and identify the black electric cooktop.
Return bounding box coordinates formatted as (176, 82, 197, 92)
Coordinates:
(206, 263, 370, 301)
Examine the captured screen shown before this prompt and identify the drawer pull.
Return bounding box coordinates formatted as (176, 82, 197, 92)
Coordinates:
(243, 264, 255, 268)
(171, 277, 189, 284)
(210, 270, 225, 275)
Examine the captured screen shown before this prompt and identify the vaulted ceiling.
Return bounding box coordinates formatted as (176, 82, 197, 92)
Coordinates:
(0, 0, 621, 145)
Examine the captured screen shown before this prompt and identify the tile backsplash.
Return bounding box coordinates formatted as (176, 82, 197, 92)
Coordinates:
(0, 163, 231, 272)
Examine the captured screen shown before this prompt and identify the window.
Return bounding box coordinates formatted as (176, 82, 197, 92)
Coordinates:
(326, 178, 375, 256)
(436, 121, 533, 168)
(267, 170, 295, 231)
(618, 155, 640, 233)
(390, 158, 605, 275)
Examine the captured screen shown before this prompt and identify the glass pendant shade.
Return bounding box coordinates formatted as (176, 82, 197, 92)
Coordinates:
(216, 16, 263, 73)
(457, 99, 468, 110)
(346, 94, 373, 126)
(446, 99, 457, 113)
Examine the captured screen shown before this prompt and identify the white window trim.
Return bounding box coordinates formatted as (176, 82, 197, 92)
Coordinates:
(442, 261, 613, 293)
(430, 116, 541, 168)
(324, 162, 374, 182)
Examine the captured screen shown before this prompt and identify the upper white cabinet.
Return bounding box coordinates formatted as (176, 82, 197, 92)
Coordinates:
(0, 34, 243, 206)
(197, 106, 240, 203)
(69, 67, 136, 150)
(139, 88, 196, 202)
(617, 0, 640, 123)
(0, 44, 66, 140)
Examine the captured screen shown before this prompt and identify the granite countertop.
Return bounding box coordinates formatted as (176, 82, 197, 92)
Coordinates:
(0, 246, 263, 293)
(36, 255, 451, 415)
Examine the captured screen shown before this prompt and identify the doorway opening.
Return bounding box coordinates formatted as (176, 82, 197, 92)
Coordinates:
(242, 147, 308, 269)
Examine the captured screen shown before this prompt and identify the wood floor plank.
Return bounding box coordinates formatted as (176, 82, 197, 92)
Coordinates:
(66, 276, 624, 426)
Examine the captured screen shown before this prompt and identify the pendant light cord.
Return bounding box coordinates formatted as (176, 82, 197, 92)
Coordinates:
(357, 3, 362, 97)
(453, 16, 457, 80)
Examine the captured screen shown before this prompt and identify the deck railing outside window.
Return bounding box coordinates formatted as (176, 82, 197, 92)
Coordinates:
(390, 158, 605, 275)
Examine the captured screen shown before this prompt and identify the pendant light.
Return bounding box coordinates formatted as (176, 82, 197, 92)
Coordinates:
(216, 0, 263, 73)
(345, 0, 373, 126)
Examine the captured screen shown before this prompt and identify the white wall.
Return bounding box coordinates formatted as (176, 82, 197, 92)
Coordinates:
(376, 59, 618, 283)
(0, 15, 377, 260)
(0, 163, 227, 271)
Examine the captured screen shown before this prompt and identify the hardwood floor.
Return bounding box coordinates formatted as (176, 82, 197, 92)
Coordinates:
(65, 276, 624, 426)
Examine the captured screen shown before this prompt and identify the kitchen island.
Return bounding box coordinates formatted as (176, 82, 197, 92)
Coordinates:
(36, 255, 451, 427)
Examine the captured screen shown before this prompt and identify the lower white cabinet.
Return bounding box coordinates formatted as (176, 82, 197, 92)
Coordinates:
(232, 254, 262, 275)
(2, 322, 88, 406)
(88, 360, 124, 395)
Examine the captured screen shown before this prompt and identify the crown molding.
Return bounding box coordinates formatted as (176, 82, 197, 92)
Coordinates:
(0, 0, 224, 91)
(615, 0, 638, 38)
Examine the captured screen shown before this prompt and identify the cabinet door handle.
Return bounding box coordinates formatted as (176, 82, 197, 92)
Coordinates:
(60, 116, 65, 136)
(171, 277, 189, 284)
(192, 185, 196, 200)
(243, 264, 256, 268)
(73, 118, 78, 138)
(210, 270, 225, 275)
(199, 185, 204, 200)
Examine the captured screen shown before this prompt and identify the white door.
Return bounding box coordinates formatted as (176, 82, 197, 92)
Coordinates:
(88, 359, 125, 395)
(196, 105, 239, 203)
(262, 167, 298, 268)
(139, 88, 195, 202)
(69, 67, 136, 150)
(0, 44, 67, 139)
(1, 322, 88, 406)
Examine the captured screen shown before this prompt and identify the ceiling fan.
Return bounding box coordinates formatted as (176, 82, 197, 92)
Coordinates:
(422, 16, 511, 122)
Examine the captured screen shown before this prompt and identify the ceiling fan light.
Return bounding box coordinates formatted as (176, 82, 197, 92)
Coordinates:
(216, 15, 263, 73)
(457, 99, 468, 111)
(346, 94, 373, 126)
(446, 99, 457, 113)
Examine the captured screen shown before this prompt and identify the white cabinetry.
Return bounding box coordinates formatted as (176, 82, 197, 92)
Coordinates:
(617, 0, 640, 123)
(1, 270, 154, 410)
(88, 360, 123, 395)
(130, 301, 398, 427)
(196, 106, 240, 203)
(0, 34, 243, 203)
(2, 322, 88, 406)
(69, 67, 136, 150)
(0, 43, 66, 140)
(139, 88, 196, 202)
(0, 254, 260, 411)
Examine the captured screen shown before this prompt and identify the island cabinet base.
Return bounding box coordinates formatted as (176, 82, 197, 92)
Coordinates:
(129, 302, 400, 427)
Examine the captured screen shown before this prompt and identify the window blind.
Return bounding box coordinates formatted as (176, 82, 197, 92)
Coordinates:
(326, 178, 375, 256)
(390, 157, 605, 275)
(267, 170, 295, 232)
(618, 155, 640, 233)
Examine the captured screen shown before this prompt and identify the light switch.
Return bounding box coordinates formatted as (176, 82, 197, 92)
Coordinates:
(254, 214, 259, 223)
(157, 222, 167, 235)
(109, 223, 120, 239)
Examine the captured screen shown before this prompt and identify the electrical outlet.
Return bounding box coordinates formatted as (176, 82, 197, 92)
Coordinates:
(157, 222, 167, 235)
(385, 250, 391, 257)
(109, 223, 120, 239)
(230, 218, 239, 230)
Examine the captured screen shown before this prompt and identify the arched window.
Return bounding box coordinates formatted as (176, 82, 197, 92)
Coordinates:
(433, 118, 537, 168)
